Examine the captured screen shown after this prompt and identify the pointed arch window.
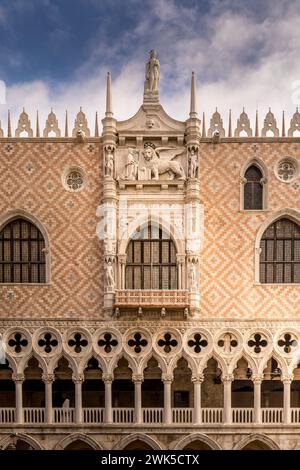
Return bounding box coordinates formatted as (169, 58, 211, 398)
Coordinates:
(0, 218, 46, 283)
(260, 218, 300, 283)
(244, 165, 263, 210)
(125, 224, 178, 290)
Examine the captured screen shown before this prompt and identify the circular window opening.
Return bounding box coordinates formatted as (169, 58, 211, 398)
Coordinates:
(63, 167, 85, 191)
(275, 158, 298, 183)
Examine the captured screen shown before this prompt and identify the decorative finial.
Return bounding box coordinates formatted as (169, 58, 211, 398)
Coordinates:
(36, 110, 40, 138)
(189, 71, 198, 119)
(228, 109, 232, 137)
(255, 110, 259, 137)
(202, 112, 206, 138)
(105, 72, 113, 118)
(7, 110, 11, 137)
(65, 110, 69, 137)
(95, 111, 99, 137)
(282, 110, 286, 137)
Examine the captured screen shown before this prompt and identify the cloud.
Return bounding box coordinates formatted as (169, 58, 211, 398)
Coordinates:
(0, 0, 300, 135)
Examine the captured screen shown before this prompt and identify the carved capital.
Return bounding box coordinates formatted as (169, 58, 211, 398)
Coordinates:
(72, 374, 85, 384)
(221, 374, 234, 384)
(162, 374, 174, 383)
(191, 374, 204, 384)
(42, 373, 55, 384)
(132, 374, 144, 384)
(251, 374, 263, 385)
(240, 176, 247, 185)
(12, 373, 25, 384)
(282, 375, 294, 385)
(102, 373, 114, 384)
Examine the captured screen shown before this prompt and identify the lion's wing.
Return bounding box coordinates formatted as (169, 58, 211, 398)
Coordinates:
(156, 147, 185, 161)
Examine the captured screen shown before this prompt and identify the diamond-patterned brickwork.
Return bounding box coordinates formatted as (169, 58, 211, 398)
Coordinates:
(199, 142, 300, 319)
(0, 141, 103, 318)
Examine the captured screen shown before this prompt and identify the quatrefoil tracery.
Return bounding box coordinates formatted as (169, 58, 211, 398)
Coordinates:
(68, 332, 88, 353)
(248, 333, 268, 354)
(157, 333, 178, 353)
(278, 333, 298, 354)
(8, 333, 28, 353)
(188, 334, 208, 353)
(38, 333, 58, 354)
(128, 333, 148, 353)
(98, 333, 118, 354)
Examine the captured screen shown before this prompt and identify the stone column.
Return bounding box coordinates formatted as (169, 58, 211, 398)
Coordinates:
(103, 373, 113, 424)
(13, 374, 24, 424)
(73, 374, 84, 424)
(252, 375, 262, 424)
(192, 374, 204, 424)
(162, 374, 173, 424)
(283, 376, 293, 424)
(222, 375, 233, 424)
(133, 374, 143, 424)
(42, 373, 54, 424)
(176, 255, 185, 290)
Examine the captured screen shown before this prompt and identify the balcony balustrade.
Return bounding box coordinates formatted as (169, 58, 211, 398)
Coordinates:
(0, 407, 297, 425)
(114, 289, 189, 308)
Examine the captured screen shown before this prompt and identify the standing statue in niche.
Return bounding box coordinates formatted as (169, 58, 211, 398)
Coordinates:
(105, 260, 115, 289)
(188, 147, 199, 179)
(188, 262, 198, 292)
(105, 146, 114, 177)
(145, 50, 160, 93)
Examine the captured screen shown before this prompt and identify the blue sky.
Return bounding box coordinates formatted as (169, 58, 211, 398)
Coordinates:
(0, 0, 300, 132)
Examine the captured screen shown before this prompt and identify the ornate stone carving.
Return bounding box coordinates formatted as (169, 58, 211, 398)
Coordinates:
(234, 109, 252, 137)
(145, 50, 160, 94)
(261, 109, 279, 137)
(188, 259, 198, 292)
(72, 108, 90, 137)
(132, 374, 144, 383)
(104, 145, 115, 178)
(42, 373, 55, 384)
(207, 109, 225, 137)
(102, 373, 113, 384)
(217, 332, 239, 354)
(104, 260, 115, 290)
(142, 145, 185, 180)
(15, 109, 33, 137)
(43, 110, 61, 137)
(161, 373, 174, 383)
(276, 158, 298, 182)
(119, 148, 138, 180)
(288, 108, 300, 136)
(188, 146, 199, 179)
(72, 374, 85, 384)
(12, 373, 25, 383)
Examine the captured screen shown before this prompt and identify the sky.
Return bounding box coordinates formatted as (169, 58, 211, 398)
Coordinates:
(0, 0, 300, 134)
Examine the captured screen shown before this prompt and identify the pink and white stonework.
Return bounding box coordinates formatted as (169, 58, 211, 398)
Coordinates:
(0, 52, 300, 450)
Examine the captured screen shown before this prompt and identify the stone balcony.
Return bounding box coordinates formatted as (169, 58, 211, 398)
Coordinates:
(0, 407, 298, 425)
(114, 289, 189, 309)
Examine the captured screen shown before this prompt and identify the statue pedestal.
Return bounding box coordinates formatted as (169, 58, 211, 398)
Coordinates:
(103, 291, 115, 310)
(143, 91, 159, 105)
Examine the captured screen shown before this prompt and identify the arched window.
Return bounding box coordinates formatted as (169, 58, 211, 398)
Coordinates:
(244, 165, 263, 210)
(260, 218, 300, 283)
(125, 224, 177, 290)
(0, 218, 46, 283)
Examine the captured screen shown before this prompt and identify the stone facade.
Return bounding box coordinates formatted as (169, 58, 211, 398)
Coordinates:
(0, 52, 300, 450)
